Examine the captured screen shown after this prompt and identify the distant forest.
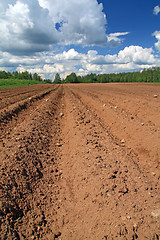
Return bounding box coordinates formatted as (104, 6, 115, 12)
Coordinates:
(63, 67, 160, 84)
(0, 67, 160, 84)
(0, 70, 52, 83)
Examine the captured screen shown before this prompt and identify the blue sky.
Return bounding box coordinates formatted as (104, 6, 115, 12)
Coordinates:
(0, 0, 160, 80)
(102, 0, 159, 49)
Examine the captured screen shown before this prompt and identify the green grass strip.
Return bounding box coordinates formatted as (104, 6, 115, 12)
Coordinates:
(0, 79, 43, 88)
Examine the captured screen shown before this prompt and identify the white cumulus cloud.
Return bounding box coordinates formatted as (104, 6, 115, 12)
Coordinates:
(0, 0, 130, 56)
(117, 46, 156, 65)
(43, 64, 64, 73)
(107, 32, 129, 48)
(0, 0, 59, 55)
(38, 0, 107, 46)
(153, 5, 160, 15)
(1, 1, 158, 78)
(153, 6, 160, 51)
(153, 31, 160, 51)
(9, 45, 158, 80)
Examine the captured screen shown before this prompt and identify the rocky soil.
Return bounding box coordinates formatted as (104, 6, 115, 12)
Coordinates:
(0, 83, 159, 239)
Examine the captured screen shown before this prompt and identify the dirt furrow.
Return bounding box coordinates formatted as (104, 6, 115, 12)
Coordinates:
(53, 86, 160, 239)
(0, 83, 159, 240)
(0, 86, 59, 138)
(0, 84, 54, 110)
(67, 84, 160, 184)
(0, 86, 65, 239)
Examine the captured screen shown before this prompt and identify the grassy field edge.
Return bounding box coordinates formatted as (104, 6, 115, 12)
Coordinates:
(0, 79, 44, 88)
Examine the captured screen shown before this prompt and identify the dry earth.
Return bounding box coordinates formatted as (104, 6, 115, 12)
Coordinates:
(0, 83, 160, 240)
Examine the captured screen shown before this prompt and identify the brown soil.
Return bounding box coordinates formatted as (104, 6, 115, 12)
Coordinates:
(0, 84, 53, 110)
(0, 83, 159, 240)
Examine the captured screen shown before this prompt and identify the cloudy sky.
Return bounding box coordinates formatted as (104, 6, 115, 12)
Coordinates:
(0, 0, 160, 80)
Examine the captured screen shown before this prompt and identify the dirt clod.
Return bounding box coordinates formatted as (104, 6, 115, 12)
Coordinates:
(151, 209, 160, 218)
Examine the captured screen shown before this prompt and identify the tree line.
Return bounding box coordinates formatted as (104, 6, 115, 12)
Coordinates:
(62, 67, 160, 84)
(1, 67, 160, 84)
(0, 70, 53, 83)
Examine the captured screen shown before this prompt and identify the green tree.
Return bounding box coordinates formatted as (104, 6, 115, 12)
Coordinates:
(12, 71, 19, 79)
(54, 73, 61, 84)
(0, 71, 9, 79)
(44, 79, 52, 84)
(33, 73, 42, 81)
(65, 72, 79, 83)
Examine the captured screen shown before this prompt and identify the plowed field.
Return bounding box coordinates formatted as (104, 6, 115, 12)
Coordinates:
(0, 83, 160, 239)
